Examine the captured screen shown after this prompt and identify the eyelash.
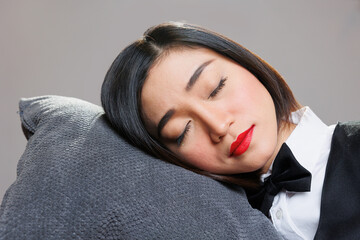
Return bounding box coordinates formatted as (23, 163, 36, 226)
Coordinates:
(176, 121, 191, 146)
(208, 77, 227, 99)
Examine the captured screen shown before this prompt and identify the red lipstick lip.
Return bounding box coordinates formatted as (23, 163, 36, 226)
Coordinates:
(229, 125, 255, 157)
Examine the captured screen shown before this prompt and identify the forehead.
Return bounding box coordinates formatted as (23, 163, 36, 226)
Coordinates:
(140, 48, 223, 131)
(149, 47, 218, 83)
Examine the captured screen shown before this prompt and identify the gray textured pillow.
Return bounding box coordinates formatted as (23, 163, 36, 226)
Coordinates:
(0, 95, 280, 239)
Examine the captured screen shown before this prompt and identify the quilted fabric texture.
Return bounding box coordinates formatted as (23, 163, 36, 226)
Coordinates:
(0, 95, 280, 239)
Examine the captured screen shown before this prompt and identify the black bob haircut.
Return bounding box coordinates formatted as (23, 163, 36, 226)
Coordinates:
(101, 22, 300, 189)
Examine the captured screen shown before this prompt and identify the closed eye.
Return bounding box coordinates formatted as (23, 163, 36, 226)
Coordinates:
(176, 120, 191, 146)
(208, 77, 227, 99)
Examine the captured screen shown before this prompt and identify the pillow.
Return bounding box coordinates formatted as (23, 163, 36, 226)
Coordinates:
(0, 95, 280, 239)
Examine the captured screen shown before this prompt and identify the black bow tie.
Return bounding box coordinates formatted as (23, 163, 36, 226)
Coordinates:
(246, 143, 312, 217)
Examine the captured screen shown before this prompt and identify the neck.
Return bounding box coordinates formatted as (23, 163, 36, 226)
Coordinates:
(261, 121, 297, 173)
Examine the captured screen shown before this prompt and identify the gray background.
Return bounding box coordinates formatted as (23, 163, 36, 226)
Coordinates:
(1, 0, 359, 202)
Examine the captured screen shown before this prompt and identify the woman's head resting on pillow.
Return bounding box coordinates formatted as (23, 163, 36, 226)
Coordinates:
(101, 22, 300, 188)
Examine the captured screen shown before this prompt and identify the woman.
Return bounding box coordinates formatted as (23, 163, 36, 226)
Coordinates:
(101, 22, 360, 239)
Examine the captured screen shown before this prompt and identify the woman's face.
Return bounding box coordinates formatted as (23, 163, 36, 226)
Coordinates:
(141, 47, 280, 174)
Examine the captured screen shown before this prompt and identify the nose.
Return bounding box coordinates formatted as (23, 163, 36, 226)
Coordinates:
(195, 104, 233, 143)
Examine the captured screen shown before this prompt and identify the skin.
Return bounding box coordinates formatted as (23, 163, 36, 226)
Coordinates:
(141, 47, 295, 175)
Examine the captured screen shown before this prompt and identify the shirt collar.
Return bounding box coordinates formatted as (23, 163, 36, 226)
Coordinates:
(285, 106, 331, 173)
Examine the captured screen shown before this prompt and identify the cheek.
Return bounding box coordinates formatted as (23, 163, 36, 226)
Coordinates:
(231, 80, 276, 120)
(225, 80, 254, 111)
(180, 139, 219, 172)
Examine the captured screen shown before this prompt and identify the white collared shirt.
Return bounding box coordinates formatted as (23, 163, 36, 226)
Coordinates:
(265, 107, 336, 240)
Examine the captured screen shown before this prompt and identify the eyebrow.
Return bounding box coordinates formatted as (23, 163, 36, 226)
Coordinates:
(186, 59, 214, 91)
(157, 59, 214, 138)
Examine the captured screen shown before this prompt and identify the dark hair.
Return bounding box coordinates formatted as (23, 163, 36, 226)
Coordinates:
(101, 22, 300, 189)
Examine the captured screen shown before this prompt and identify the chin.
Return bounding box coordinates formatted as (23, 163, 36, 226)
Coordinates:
(249, 144, 275, 172)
